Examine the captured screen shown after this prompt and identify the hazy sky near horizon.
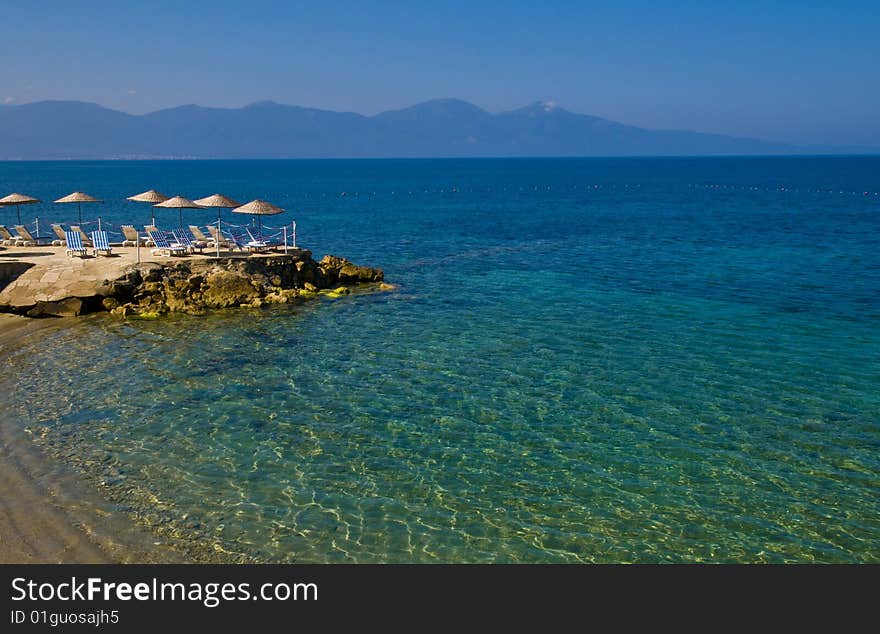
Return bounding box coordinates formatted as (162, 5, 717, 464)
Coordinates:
(2, 1, 878, 147)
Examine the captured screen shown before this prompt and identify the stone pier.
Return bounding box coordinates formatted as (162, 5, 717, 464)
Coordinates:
(0, 246, 385, 318)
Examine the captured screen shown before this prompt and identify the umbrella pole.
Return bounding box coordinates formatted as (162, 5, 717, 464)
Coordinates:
(216, 209, 221, 257)
(17, 205, 21, 225)
(78, 203, 82, 226)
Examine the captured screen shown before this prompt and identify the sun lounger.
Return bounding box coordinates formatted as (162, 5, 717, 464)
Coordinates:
(90, 230, 112, 256)
(0, 225, 18, 246)
(229, 229, 269, 253)
(14, 225, 38, 246)
(0, 225, 31, 246)
(65, 231, 88, 257)
(51, 224, 67, 246)
(207, 224, 233, 249)
(245, 228, 272, 252)
(70, 225, 93, 248)
(143, 225, 159, 247)
(121, 225, 146, 247)
(147, 230, 187, 257)
(189, 225, 214, 245)
(172, 228, 206, 253)
(144, 225, 182, 248)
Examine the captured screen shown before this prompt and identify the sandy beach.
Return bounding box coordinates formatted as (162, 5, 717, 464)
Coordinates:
(0, 314, 186, 563)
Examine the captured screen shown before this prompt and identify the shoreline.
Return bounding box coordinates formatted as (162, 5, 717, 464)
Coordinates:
(0, 315, 190, 563)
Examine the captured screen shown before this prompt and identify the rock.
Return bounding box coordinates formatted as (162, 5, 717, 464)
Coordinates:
(249, 274, 269, 287)
(320, 255, 383, 284)
(339, 263, 384, 283)
(26, 298, 84, 318)
(163, 295, 190, 313)
(378, 282, 398, 292)
(263, 292, 287, 304)
(321, 286, 351, 298)
(202, 270, 260, 308)
(319, 255, 348, 270)
(102, 297, 119, 311)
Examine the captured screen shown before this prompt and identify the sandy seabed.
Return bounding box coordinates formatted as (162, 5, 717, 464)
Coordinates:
(0, 314, 187, 563)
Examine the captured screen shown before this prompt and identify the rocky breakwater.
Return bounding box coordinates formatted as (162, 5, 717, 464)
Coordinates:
(0, 251, 386, 318)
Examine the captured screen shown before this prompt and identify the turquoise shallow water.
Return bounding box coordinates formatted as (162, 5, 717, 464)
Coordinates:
(1, 157, 879, 562)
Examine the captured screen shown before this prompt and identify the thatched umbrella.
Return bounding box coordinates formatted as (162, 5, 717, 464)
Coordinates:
(232, 199, 284, 240)
(153, 195, 206, 228)
(193, 194, 242, 256)
(127, 189, 169, 226)
(0, 193, 41, 225)
(54, 192, 102, 225)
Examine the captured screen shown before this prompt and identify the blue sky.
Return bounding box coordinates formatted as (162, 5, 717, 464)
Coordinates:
(2, 1, 878, 146)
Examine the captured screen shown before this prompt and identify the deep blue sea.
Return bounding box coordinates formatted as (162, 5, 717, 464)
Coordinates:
(1, 157, 879, 562)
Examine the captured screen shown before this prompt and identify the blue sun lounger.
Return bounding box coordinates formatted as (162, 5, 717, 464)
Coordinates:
(147, 230, 187, 257)
(247, 228, 283, 251)
(65, 230, 88, 257)
(90, 230, 112, 256)
(228, 228, 269, 253)
(172, 228, 206, 253)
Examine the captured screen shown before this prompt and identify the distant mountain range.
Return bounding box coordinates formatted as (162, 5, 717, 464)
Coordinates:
(0, 98, 873, 159)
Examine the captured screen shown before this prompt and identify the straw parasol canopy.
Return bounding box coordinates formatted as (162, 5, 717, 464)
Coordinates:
(193, 194, 242, 209)
(127, 189, 169, 204)
(0, 193, 40, 225)
(54, 191, 102, 225)
(194, 194, 243, 256)
(153, 195, 206, 227)
(127, 189, 170, 225)
(232, 199, 285, 238)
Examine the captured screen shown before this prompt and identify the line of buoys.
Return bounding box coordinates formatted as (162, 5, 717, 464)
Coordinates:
(229, 184, 880, 200)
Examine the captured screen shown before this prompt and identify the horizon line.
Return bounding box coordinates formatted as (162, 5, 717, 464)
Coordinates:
(2, 153, 879, 163)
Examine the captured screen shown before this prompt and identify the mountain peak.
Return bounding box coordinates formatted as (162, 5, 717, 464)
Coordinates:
(374, 98, 490, 120)
(243, 100, 282, 109)
(505, 101, 571, 117)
